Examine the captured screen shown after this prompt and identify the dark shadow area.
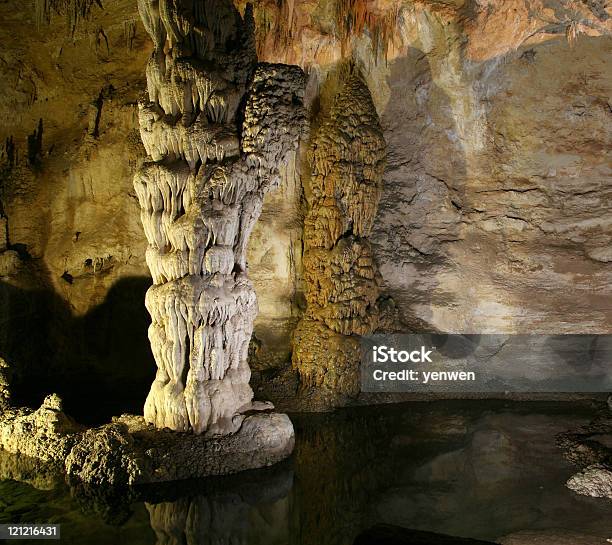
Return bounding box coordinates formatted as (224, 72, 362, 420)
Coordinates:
(0, 272, 155, 424)
(354, 524, 497, 544)
(370, 46, 467, 333)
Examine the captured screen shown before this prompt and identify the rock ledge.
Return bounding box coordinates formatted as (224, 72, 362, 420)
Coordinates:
(0, 396, 294, 487)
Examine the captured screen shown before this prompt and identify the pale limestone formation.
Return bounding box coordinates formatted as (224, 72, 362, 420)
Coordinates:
(0, 394, 294, 486)
(0, 394, 82, 464)
(567, 464, 612, 500)
(134, 0, 306, 434)
(293, 75, 386, 397)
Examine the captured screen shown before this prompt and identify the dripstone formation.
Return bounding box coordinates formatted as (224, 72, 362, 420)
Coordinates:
(134, 0, 306, 435)
(293, 76, 386, 398)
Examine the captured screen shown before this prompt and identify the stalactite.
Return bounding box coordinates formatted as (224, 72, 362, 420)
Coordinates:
(135, 0, 306, 436)
(26, 119, 43, 167)
(292, 75, 386, 398)
(335, 0, 400, 58)
(245, 0, 400, 61)
(35, 0, 102, 35)
(123, 19, 138, 51)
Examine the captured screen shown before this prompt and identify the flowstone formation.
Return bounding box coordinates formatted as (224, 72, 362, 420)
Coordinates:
(134, 0, 306, 435)
(292, 75, 386, 399)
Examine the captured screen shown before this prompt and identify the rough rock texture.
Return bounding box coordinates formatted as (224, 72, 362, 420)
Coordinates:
(65, 422, 146, 487)
(557, 408, 612, 500)
(566, 464, 612, 499)
(373, 31, 612, 333)
(245, 0, 612, 335)
(66, 412, 294, 485)
(0, 392, 294, 486)
(134, 0, 306, 434)
(292, 75, 386, 400)
(0, 394, 82, 465)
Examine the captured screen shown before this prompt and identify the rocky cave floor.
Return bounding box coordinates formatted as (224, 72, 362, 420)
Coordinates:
(0, 398, 611, 544)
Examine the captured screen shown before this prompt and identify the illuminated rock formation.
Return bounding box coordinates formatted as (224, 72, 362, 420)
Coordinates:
(134, 0, 306, 435)
(293, 75, 386, 398)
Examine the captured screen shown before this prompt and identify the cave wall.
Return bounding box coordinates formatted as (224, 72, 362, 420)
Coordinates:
(0, 0, 610, 413)
(243, 0, 612, 334)
(372, 21, 612, 334)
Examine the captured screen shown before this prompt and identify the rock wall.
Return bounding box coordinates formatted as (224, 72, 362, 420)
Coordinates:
(371, 7, 612, 334)
(244, 0, 612, 334)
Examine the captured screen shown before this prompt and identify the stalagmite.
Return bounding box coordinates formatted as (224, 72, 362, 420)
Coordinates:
(135, 0, 306, 435)
(293, 75, 386, 398)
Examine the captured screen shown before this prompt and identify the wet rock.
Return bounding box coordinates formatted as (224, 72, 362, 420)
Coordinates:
(123, 412, 295, 484)
(566, 464, 612, 500)
(65, 422, 147, 487)
(557, 408, 612, 499)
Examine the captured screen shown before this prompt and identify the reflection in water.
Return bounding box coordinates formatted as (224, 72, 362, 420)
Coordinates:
(145, 470, 291, 545)
(1, 401, 611, 545)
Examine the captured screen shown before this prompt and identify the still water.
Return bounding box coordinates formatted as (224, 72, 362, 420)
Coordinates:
(1, 401, 611, 544)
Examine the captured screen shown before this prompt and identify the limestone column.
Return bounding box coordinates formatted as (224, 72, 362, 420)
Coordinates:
(134, 0, 305, 435)
(292, 75, 386, 398)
